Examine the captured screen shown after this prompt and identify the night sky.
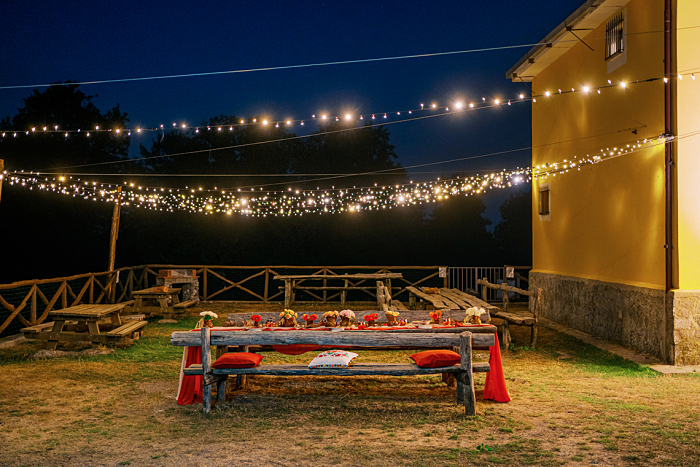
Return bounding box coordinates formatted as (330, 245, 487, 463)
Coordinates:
(0, 0, 585, 222)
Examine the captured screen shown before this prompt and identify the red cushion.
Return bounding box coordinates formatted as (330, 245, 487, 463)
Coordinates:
(212, 352, 263, 369)
(409, 350, 461, 368)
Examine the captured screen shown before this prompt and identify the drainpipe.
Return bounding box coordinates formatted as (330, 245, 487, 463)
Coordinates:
(664, 0, 673, 292)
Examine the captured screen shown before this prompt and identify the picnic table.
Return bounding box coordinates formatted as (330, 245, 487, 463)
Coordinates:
(406, 287, 498, 321)
(274, 273, 403, 308)
(21, 303, 147, 349)
(129, 287, 187, 319)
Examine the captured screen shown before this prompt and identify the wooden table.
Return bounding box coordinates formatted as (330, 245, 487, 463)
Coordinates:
(274, 273, 403, 308)
(173, 325, 499, 414)
(21, 303, 147, 349)
(406, 287, 497, 321)
(129, 287, 183, 319)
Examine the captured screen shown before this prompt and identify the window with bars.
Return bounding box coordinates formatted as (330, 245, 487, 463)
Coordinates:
(605, 12, 624, 60)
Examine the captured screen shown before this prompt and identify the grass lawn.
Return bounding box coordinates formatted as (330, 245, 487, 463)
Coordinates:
(1, 303, 699, 466)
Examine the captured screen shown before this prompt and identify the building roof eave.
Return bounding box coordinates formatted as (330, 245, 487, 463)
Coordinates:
(505, 0, 629, 82)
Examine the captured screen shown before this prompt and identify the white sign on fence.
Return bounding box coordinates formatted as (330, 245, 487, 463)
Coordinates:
(439, 267, 447, 278)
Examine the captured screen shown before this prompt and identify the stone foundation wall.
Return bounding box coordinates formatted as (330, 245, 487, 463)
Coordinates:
(530, 272, 668, 361)
(530, 272, 700, 364)
(667, 290, 700, 365)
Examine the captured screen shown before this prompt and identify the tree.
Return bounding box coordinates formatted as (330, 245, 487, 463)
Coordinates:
(0, 84, 129, 283)
(296, 120, 406, 189)
(0, 83, 130, 171)
(423, 195, 497, 266)
(138, 115, 304, 189)
(493, 188, 532, 266)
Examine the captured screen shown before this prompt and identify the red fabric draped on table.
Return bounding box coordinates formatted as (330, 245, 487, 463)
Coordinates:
(483, 334, 511, 402)
(177, 346, 203, 405)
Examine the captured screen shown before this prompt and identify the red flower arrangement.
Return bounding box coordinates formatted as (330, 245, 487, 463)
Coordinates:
(429, 310, 442, 324)
(251, 314, 262, 327)
(303, 313, 318, 326)
(364, 313, 379, 326)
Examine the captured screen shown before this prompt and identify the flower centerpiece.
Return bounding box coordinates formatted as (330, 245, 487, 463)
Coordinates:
(199, 311, 218, 328)
(301, 313, 318, 327)
(364, 312, 379, 327)
(428, 309, 442, 325)
(385, 310, 400, 326)
(321, 311, 339, 327)
(250, 314, 262, 327)
(339, 309, 355, 327)
(279, 309, 297, 327)
(464, 307, 485, 325)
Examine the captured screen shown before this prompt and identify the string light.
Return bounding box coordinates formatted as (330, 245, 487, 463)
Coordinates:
(2, 71, 690, 140)
(4, 132, 680, 217)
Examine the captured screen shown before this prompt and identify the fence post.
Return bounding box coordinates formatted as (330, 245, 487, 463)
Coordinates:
(62, 281, 68, 309)
(31, 286, 37, 325)
(263, 268, 269, 303)
(323, 267, 328, 303)
(203, 267, 208, 300)
(89, 275, 94, 304)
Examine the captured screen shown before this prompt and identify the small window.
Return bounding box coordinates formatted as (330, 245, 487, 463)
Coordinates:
(538, 187, 550, 216)
(605, 12, 624, 60)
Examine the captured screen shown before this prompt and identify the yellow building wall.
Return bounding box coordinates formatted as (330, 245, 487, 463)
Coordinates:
(531, 0, 666, 289)
(674, 0, 700, 289)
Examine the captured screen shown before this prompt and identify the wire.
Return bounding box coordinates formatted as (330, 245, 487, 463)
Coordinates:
(39, 104, 511, 171)
(3, 26, 699, 91)
(190, 124, 649, 190)
(30, 123, 647, 194)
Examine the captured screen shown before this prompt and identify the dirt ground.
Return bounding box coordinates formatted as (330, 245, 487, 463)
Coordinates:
(1, 302, 699, 466)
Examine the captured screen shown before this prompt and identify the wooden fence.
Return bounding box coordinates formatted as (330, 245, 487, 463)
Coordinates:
(0, 266, 149, 337)
(0, 265, 449, 337)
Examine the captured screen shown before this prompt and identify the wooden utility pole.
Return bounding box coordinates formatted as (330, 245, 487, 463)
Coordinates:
(107, 186, 122, 301)
(0, 159, 4, 205)
(108, 186, 122, 270)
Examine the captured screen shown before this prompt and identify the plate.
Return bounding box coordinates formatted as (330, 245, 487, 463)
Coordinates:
(248, 327, 264, 331)
(331, 327, 343, 332)
(418, 325, 432, 329)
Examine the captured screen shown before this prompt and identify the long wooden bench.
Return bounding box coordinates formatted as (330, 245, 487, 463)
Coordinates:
(107, 320, 147, 338)
(477, 278, 542, 349)
(171, 329, 494, 415)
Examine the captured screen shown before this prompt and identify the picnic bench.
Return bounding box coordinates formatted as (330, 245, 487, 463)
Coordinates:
(21, 303, 146, 349)
(274, 273, 403, 309)
(171, 328, 495, 415)
(477, 278, 542, 349)
(128, 287, 185, 319)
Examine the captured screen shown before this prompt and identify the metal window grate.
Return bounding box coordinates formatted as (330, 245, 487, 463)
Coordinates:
(605, 12, 624, 60)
